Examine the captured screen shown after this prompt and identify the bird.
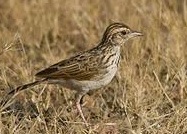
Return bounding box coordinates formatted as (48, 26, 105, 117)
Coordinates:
(7, 22, 142, 126)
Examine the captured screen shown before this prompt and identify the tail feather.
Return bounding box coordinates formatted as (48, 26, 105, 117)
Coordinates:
(8, 78, 47, 95)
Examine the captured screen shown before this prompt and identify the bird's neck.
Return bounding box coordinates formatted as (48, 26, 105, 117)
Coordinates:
(89, 39, 121, 59)
(97, 41, 121, 53)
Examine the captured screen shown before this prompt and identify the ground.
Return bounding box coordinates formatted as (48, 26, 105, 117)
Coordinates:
(0, 0, 187, 134)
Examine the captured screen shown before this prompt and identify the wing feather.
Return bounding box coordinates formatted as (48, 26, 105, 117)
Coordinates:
(35, 53, 99, 81)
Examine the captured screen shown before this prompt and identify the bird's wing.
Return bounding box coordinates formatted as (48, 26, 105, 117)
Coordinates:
(35, 53, 100, 81)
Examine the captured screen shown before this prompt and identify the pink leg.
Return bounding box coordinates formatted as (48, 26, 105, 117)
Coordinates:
(75, 92, 89, 127)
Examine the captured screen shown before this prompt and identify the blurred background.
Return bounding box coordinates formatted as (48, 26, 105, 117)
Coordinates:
(0, 0, 187, 133)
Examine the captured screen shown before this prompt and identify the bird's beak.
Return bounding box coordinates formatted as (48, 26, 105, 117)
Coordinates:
(130, 31, 143, 38)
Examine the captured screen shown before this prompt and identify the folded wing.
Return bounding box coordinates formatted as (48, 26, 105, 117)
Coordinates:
(35, 54, 99, 81)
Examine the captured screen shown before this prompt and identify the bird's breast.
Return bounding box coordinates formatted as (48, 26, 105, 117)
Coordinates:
(79, 65, 118, 91)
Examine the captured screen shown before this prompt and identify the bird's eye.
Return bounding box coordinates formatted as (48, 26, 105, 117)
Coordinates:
(121, 31, 127, 35)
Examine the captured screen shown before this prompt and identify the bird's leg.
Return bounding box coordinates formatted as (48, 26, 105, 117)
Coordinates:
(75, 91, 89, 127)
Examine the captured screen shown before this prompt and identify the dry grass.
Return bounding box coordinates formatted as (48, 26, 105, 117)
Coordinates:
(0, 0, 187, 133)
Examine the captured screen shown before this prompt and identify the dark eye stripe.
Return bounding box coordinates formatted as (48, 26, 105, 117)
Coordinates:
(121, 31, 127, 35)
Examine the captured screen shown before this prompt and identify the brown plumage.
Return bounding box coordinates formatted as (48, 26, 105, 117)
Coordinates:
(7, 22, 143, 126)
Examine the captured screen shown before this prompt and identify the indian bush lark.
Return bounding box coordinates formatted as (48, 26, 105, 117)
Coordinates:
(7, 22, 142, 126)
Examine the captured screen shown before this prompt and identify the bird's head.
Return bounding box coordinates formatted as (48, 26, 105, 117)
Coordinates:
(102, 23, 143, 45)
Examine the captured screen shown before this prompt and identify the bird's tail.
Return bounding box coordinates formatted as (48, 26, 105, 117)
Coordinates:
(8, 78, 47, 95)
(0, 78, 48, 108)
